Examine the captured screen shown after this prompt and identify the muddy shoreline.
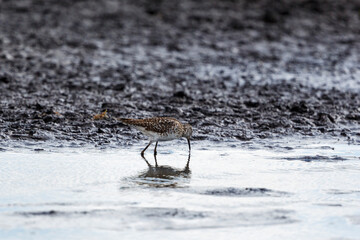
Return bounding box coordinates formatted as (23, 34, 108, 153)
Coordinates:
(1, 0, 360, 147)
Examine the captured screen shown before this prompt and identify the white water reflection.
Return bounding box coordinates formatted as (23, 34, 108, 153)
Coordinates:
(0, 139, 359, 239)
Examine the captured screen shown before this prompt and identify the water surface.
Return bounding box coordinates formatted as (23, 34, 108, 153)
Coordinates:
(0, 139, 360, 239)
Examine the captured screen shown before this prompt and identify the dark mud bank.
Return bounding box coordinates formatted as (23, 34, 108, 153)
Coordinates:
(0, 0, 360, 147)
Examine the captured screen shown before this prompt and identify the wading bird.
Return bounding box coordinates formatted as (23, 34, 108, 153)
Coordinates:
(118, 117, 192, 157)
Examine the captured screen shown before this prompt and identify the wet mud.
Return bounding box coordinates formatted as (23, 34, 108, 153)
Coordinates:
(1, 0, 360, 147)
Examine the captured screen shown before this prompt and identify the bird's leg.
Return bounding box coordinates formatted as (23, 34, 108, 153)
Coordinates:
(154, 141, 158, 156)
(141, 155, 152, 168)
(154, 153, 159, 167)
(187, 138, 191, 154)
(185, 152, 191, 172)
(141, 141, 153, 157)
(154, 155, 158, 167)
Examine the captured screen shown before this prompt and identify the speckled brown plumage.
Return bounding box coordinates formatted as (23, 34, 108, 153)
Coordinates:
(118, 117, 183, 134)
(117, 117, 192, 157)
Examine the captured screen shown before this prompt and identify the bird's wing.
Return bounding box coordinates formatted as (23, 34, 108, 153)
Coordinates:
(118, 117, 181, 134)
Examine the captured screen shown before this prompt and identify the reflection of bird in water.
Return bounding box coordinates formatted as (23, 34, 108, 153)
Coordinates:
(135, 154, 191, 188)
(117, 117, 192, 157)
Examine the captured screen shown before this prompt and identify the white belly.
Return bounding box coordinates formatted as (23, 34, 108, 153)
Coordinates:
(155, 133, 181, 141)
(143, 130, 180, 141)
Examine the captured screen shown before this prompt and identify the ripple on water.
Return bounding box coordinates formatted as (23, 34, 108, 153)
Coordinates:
(201, 187, 289, 197)
(131, 207, 297, 229)
(13, 207, 297, 230)
(283, 155, 348, 162)
(15, 209, 114, 217)
(327, 189, 360, 195)
(137, 207, 208, 219)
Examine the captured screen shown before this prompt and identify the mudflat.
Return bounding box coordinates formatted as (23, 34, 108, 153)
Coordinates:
(0, 0, 359, 148)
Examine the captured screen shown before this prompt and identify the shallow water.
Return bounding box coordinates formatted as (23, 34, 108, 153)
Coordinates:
(1, 139, 360, 239)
